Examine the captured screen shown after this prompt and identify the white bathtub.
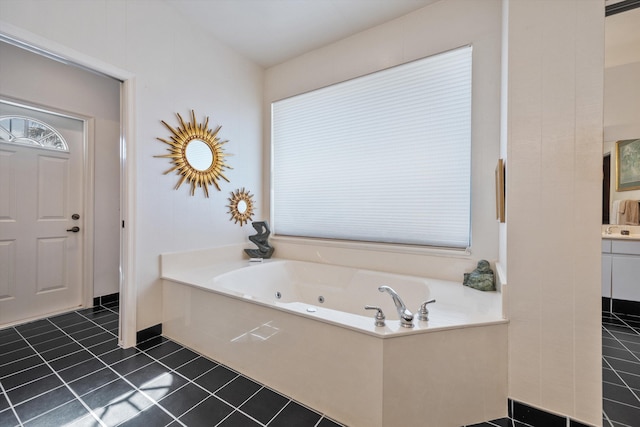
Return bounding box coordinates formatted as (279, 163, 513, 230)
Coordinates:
(161, 246, 508, 426)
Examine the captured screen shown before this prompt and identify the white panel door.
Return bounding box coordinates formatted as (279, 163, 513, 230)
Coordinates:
(0, 106, 84, 326)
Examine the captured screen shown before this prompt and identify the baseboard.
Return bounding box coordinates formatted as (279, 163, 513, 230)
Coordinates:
(136, 323, 162, 344)
(611, 298, 640, 316)
(509, 399, 594, 427)
(93, 292, 120, 307)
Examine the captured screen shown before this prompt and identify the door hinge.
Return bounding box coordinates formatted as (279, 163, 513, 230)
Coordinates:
(122, 220, 125, 228)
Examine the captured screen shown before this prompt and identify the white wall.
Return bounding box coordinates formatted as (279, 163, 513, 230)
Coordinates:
(505, 0, 603, 424)
(1, 0, 605, 424)
(604, 62, 640, 206)
(0, 0, 264, 332)
(264, 0, 503, 282)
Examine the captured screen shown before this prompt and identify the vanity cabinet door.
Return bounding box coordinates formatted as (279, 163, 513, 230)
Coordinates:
(612, 240, 640, 256)
(602, 253, 612, 298)
(611, 255, 640, 302)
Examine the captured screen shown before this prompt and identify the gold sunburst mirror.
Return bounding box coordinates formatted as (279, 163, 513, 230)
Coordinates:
(227, 188, 255, 226)
(155, 110, 232, 197)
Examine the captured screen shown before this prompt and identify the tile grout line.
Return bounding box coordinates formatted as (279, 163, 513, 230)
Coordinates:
(611, 313, 640, 363)
(603, 395, 640, 409)
(131, 335, 341, 427)
(214, 385, 270, 427)
(603, 354, 640, 369)
(605, 335, 640, 354)
(24, 308, 171, 426)
(0, 335, 26, 427)
(135, 341, 235, 392)
(12, 325, 106, 427)
(109, 329, 260, 425)
(603, 318, 640, 406)
(601, 356, 640, 413)
(46, 308, 188, 427)
(267, 399, 293, 426)
(601, 408, 614, 427)
(0, 360, 49, 385)
(2, 332, 116, 386)
(74, 311, 120, 338)
(136, 339, 287, 418)
(113, 338, 239, 425)
(2, 305, 348, 427)
(605, 329, 640, 346)
(603, 313, 640, 427)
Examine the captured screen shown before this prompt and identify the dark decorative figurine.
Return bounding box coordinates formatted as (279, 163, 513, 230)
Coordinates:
(463, 260, 496, 291)
(245, 221, 275, 259)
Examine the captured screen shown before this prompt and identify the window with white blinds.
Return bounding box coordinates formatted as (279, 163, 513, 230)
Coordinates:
(271, 46, 472, 249)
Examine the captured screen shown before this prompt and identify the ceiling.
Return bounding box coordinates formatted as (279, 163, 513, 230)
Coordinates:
(165, 0, 438, 68)
(165, 0, 639, 69)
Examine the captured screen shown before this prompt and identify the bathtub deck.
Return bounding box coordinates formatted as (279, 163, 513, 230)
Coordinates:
(162, 281, 508, 426)
(161, 255, 507, 339)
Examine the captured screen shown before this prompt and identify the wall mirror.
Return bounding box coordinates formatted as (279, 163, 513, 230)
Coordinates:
(156, 110, 232, 197)
(184, 139, 214, 171)
(227, 188, 255, 226)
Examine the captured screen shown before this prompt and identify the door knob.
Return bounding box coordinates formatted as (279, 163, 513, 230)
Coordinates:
(66, 226, 80, 233)
(71, 214, 80, 220)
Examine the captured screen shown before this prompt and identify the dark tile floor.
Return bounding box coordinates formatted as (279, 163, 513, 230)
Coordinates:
(0, 302, 344, 427)
(466, 419, 530, 427)
(4, 304, 637, 427)
(467, 311, 640, 427)
(602, 311, 640, 427)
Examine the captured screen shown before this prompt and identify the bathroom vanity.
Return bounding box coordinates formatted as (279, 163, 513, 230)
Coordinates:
(602, 232, 640, 313)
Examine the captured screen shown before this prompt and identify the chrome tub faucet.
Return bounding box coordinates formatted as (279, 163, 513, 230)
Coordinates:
(378, 285, 414, 328)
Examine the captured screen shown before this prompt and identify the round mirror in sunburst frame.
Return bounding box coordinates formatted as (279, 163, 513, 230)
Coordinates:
(227, 188, 255, 226)
(155, 110, 232, 197)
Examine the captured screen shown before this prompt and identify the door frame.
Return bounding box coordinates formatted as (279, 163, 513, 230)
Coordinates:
(0, 26, 138, 348)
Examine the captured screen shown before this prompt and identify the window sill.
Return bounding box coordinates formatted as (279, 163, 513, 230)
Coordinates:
(271, 235, 472, 258)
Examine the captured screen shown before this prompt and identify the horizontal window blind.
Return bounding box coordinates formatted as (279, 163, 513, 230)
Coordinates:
(272, 46, 472, 249)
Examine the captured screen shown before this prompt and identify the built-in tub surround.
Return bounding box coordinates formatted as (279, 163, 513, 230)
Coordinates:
(161, 245, 508, 426)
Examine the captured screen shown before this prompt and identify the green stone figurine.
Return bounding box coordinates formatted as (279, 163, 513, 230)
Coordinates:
(463, 260, 496, 291)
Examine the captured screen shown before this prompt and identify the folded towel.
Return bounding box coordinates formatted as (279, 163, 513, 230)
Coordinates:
(623, 201, 640, 225)
(618, 200, 640, 226)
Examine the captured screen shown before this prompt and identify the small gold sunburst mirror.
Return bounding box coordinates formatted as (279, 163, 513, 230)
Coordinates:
(227, 188, 255, 226)
(156, 110, 232, 197)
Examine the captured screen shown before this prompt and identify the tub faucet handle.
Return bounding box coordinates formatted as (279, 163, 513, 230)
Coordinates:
(364, 305, 386, 327)
(417, 299, 436, 321)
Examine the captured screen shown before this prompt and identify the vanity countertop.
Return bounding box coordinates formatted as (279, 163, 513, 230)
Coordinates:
(602, 224, 640, 240)
(602, 234, 640, 241)
(602, 225, 640, 241)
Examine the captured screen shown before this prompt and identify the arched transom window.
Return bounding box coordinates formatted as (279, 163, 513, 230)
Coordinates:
(0, 115, 69, 152)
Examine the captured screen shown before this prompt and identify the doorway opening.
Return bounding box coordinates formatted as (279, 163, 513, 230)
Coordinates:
(603, 153, 611, 224)
(0, 37, 133, 346)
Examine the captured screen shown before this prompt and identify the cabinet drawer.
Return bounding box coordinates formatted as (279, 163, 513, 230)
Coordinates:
(612, 240, 640, 255)
(602, 239, 612, 253)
